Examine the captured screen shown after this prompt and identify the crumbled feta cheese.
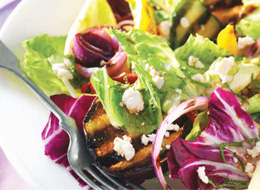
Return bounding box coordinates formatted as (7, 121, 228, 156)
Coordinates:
(52, 63, 73, 79)
(158, 21, 171, 40)
(219, 74, 233, 84)
(148, 134, 156, 143)
(245, 162, 255, 178)
(214, 57, 235, 75)
(191, 74, 204, 82)
(165, 131, 170, 138)
(180, 17, 190, 28)
(141, 135, 150, 146)
(122, 88, 144, 114)
(166, 145, 171, 150)
(152, 75, 165, 89)
(182, 66, 186, 70)
(188, 56, 205, 69)
(212, 57, 235, 84)
(141, 133, 157, 145)
(145, 64, 150, 70)
(233, 157, 238, 163)
(238, 35, 255, 49)
(175, 89, 182, 94)
(167, 123, 180, 132)
(247, 141, 260, 158)
(197, 166, 209, 184)
(149, 66, 164, 89)
(113, 135, 135, 161)
(165, 64, 172, 71)
(119, 102, 124, 107)
(150, 68, 160, 77)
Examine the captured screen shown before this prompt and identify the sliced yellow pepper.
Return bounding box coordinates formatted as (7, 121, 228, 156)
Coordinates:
(217, 24, 238, 55)
(125, 0, 157, 34)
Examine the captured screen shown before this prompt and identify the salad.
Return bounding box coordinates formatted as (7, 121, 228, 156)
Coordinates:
(20, 0, 260, 189)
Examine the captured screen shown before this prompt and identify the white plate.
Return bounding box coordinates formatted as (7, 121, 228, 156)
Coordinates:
(0, 0, 184, 189)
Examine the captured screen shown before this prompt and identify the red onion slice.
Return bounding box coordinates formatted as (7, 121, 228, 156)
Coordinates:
(73, 26, 118, 67)
(245, 39, 260, 58)
(75, 63, 100, 79)
(152, 97, 210, 190)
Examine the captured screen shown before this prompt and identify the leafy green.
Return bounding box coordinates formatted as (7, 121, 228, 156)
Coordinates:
(236, 7, 260, 40)
(247, 94, 260, 114)
(22, 34, 87, 97)
(174, 34, 232, 77)
(22, 35, 70, 96)
(185, 111, 209, 141)
(91, 68, 160, 136)
(112, 29, 199, 113)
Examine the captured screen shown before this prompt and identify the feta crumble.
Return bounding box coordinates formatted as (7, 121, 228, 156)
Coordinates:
(152, 76, 165, 89)
(245, 162, 255, 178)
(191, 73, 204, 82)
(213, 57, 235, 75)
(166, 145, 171, 150)
(188, 56, 205, 69)
(149, 66, 165, 89)
(213, 57, 235, 84)
(238, 35, 255, 49)
(122, 88, 144, 114)
(167, 123, 180, 132)
(247, 141, 260, 158)
(175, 89, 182, 94)
(197, 166, 209, 184)
(113, 135, 135, 161)
(141, 134, 156, 145)
(52, 63, 73, 79)
(180, 17, 190, 28)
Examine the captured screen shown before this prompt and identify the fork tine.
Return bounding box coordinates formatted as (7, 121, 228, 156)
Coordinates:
(73, 167, 104, 190)
(93, 163, 133, 190)
(85, 165, 119, 190)
(124, 180, 145, 190)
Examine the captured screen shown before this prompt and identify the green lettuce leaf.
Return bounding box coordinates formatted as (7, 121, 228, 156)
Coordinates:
(112, 29, 200, 113)
(236, 7, 260, 40)
(247, 94, 260, 114)
(22, 34, 87, 96)
(174, 34, 232, 77)
(185, 111, 209, 141)
(91, 68, 160, 136)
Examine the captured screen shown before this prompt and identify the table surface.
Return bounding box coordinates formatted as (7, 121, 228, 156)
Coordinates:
(0, 0, 31, 189)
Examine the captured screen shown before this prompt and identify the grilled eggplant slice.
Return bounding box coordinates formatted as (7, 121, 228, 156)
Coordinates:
(83, 98, 183, 180)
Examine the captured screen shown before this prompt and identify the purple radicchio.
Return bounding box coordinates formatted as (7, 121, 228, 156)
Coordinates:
(153, 88, 260, 190)
(42, 94, 95, 187)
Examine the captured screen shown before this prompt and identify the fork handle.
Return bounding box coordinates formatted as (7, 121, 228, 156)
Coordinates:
(0, 41, 76, 133)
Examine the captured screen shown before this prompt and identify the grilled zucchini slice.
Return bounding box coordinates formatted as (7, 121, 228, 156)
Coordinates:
(170, 0, 221, 50)
(83, 98, 183, 180)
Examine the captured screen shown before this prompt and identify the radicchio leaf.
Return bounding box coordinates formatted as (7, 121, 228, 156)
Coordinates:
(167, 88, 259, 190)
(42, 94, 95, 186)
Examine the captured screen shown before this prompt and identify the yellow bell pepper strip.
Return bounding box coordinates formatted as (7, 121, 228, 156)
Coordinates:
(217, 24, 238, 55)
(125, 0, 157, 34)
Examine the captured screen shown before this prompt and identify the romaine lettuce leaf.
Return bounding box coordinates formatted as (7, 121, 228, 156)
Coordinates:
(167, 88, 259, 189)
(22, 35, 70, 96)
(91, 67, 161, 136)
(174, 34, 232, 77)
(112, 29, 200, 113)
(248, 94, 260, 114)
(22, 34, 87, 97)
(236, 7, 260, 41)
